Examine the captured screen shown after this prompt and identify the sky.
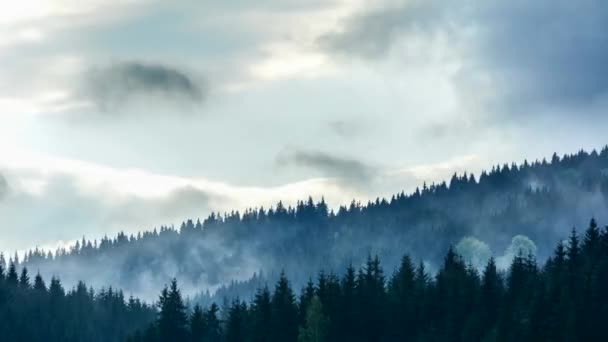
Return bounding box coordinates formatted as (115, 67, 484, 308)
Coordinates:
(1, 0, 608, 254)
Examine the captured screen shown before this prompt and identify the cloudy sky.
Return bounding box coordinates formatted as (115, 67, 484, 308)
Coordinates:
(1, 0, 607, 253)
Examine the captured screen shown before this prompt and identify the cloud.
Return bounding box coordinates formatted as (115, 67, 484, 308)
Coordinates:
(276, 149, 376, 184)
(319, 0, 608, 112)
(318, 1, 443, 59)
(83, 61, 207, 113)
(0, 173, 8, 200)
(328, 120, 364, 139)
(0, 172, 218, 253)
(0, 150, 366, 253)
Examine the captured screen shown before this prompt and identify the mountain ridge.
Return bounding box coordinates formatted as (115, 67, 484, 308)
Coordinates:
(14, 146, 608, 299)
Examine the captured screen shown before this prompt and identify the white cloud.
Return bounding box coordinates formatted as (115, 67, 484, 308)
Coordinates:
(249, 43, 334, 81)
(0, 148, 359, 252)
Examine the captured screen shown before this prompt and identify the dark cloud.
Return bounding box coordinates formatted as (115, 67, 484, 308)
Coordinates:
(84, 62, 207, 112)
(320, 0, 608, 111)
(276, 149, 376, 183)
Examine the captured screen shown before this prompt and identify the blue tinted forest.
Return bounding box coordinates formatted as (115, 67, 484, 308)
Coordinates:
(3, 219, 607, 342)
(17, 148, 608, 300)
(127, 219, 608, 342)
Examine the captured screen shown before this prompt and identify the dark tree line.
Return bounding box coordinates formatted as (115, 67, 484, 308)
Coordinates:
(0, 262, 155, 342)
(130, 218, 608, 342)
(19, 147, 608, 299)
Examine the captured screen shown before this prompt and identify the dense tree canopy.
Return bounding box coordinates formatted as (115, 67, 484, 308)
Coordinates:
(0, 264, 155, 341)
(3, 219, 608, 341)
(126, 218, 608, 342)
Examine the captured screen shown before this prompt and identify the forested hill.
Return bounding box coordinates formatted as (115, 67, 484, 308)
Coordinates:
(130, 219, 608, 342)
(15, 147, 608, 299)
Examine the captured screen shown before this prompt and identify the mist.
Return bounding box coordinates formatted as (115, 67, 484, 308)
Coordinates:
(15, 148, 608, 302)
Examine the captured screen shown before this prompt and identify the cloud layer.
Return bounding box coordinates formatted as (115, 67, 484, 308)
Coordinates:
(320, 0, 608, 112)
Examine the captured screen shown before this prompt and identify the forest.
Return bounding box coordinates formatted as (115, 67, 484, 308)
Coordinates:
(128, 219, 608, 342)
(2, 218, 607, 341)
(0, 262, 155, 341)
(15, 147, 608, 302)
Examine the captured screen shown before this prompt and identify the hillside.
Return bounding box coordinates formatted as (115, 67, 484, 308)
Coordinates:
(130, 220, 608, 342)
(16, 147, 608, 299)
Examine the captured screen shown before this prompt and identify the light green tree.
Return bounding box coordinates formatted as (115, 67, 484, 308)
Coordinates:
(298, 296, 328, 342)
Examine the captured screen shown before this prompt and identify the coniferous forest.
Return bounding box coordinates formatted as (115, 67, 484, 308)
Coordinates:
(125, 219, 608, 342)
(0, 262, 155, 341)
(3, 219, 607, 341)
(16, 148, 608, 302)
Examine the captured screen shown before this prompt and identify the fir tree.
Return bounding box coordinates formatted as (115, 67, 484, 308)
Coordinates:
(269, 272, 298, 342)
(157, 279, 188, 342)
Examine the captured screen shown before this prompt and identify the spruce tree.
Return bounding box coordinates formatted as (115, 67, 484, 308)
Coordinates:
(337, 264, 357, 342)
(251, 286, 272, 342)
(299, 279, 315, 325)
(480, 257, 502, 337)
(224, 300, 249, 342)
(33, 272, 47, 292)
(157, 279, 188, 342)
(269, 272, 298, 342)
(387, 255, 416, 341)
(19, 266, 30, 289)
(6, 261, 18, 286)
(189, 305, 205, 342)
(204, 303, 222, 342)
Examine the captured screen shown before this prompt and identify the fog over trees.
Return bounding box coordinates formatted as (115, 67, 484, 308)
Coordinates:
(130, 219, 608, 342)
(12, 147, 608, 304)
(3, 218, 608, 342)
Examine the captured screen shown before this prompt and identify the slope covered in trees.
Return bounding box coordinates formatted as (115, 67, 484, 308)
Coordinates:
(131, 219, 608, 342)
(18, 148, 608, 299)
